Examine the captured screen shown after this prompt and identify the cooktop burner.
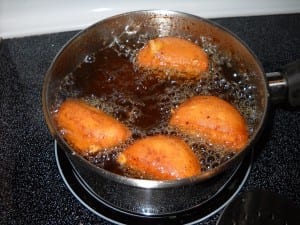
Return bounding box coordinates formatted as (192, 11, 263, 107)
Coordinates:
(55, 142, 253, 224)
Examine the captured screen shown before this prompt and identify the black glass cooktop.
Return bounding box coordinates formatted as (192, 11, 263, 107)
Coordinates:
(0, 14, 299, 225)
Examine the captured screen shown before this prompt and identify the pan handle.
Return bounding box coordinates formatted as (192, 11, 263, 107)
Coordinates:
(266, 60, 300, 106)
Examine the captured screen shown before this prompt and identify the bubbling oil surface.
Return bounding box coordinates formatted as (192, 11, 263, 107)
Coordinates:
(55, 34, 260, 179)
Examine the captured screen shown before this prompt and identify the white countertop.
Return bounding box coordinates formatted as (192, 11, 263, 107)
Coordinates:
(1, 0, 299, 39)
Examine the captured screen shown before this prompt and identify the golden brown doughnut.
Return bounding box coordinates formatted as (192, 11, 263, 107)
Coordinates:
(169, 96, 248, 151)
(136, 37, 208, 78)
(55, 98, 131, 154)
(117, 135, 201, 180)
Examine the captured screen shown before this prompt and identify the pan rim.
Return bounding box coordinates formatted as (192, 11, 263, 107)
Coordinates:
(42, 9, 270, 189)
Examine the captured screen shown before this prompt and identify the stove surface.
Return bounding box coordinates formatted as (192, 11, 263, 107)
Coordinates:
(0, 14, 299, 225)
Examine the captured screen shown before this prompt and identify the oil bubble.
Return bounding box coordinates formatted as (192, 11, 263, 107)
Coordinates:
(84, 54, 96, 63)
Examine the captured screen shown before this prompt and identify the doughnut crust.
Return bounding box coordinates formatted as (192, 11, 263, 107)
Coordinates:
(169, 96, 248, 151)
(136, 37, 208, 78)
(117, 135, 201, 180)
(55, 99, 131, 154)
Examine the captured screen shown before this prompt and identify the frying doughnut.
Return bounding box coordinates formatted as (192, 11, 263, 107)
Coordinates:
(136, 37, 208, 78)
(169, 96, 248, 151)
(55, 98, 131, 154)
(117, 135, 201, 180)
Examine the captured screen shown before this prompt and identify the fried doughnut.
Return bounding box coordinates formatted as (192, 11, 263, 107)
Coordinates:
(55, 98, 131, 154)
(169, 96, 248, 151)
(117, 135, 201, 180)
(136, 37, 208, 78)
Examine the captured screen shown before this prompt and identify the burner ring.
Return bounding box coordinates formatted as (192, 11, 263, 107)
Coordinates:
(55, 142, 252, 224)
